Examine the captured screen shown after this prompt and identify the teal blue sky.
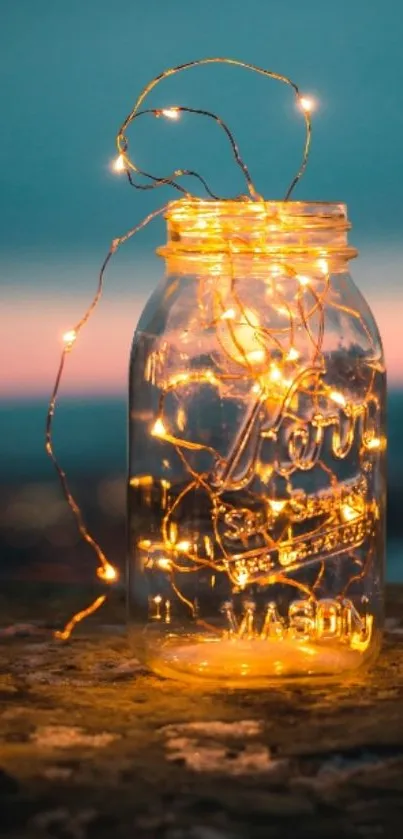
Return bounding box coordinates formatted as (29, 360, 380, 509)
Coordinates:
(1, 0, 403, 265)
(1, 0, 403, 397)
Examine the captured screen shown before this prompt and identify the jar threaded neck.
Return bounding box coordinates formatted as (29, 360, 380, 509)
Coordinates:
(157, 199, 357, 261)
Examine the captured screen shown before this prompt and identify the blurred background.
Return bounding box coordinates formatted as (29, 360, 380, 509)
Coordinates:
(1, 0, 402, 611)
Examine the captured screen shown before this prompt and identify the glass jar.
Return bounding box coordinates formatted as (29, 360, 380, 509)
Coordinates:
(128, 199, 386, 687)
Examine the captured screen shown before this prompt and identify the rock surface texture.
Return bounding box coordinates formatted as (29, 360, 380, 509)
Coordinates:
(1, 585, 403, 838)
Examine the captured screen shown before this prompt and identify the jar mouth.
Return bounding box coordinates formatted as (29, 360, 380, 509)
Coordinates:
(165, 198, 349, 221)
(158, 198, 357, 260)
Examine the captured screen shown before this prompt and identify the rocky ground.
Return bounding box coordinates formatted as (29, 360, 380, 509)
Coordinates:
(1, 585, 403, 838)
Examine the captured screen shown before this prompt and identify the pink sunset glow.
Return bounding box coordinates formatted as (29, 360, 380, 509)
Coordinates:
(0, 293, 146, 397)
(1, 289, 401, 397)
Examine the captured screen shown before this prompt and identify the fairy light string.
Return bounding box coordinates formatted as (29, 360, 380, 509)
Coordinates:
(46, 56, 379, 648)
(54, 596, 107, 642)
(115, 57, 313, 201)
(117, 104, 258, 200)
(46, 204, 169, 635)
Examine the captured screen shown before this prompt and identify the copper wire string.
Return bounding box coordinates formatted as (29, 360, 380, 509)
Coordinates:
(122, 105, 258, 200)
(46, 205, 168, 636)
(117, 57, 312, 201)
(46, 57, 379, 649)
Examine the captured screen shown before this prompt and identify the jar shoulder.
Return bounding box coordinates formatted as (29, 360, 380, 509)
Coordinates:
(133, 269, 384, 366)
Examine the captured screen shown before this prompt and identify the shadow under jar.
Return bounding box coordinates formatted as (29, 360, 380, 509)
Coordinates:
(128, 199, 386, 687)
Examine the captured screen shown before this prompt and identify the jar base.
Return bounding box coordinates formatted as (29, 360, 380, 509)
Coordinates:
(143, 634, 379, 688)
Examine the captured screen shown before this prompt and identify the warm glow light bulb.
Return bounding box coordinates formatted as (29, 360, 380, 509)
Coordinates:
(236, 571, 249, 589)
(366, 437, 381, 451)
(97, 564, 118, 583)
(217, 307, 266, 368)
(269, 364, 282, 383)
(247, 349, 266, 364)
(299, 95, 316, 113)
(269, 499, 287, 514)
(161, 107, 180, 120)
(176, 540, 191, 553)
(330, 390, 346, 407)
(317, 258, 329, 274)
(63, 330, 77, 346)
(112, 154, 126, 173)
(151, 418, 167, 438)
(341, 504, 360, 523)
(157, 558, 172, 571)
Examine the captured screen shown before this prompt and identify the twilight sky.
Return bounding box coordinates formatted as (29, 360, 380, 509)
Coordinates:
(1, 0, 402, 394)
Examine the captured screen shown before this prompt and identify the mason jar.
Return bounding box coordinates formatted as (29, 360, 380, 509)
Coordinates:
(127, 199, 386, 687)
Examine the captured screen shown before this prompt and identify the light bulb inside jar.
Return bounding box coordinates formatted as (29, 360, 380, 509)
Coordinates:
(216, 306, 267, 369)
